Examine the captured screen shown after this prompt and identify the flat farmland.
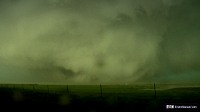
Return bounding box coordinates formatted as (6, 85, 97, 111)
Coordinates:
(0, 84, 199, 112)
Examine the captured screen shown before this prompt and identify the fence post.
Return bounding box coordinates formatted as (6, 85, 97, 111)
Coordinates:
(47, 85, 49, 94)
(66, 85, 69, 94)
(100, 84, 103, 97)
(22, 84, 24, 92)
(154, 83, 156, 99)
(33, 84, 35, 92)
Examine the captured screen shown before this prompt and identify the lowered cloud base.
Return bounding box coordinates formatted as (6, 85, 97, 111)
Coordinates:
(0, 0, 199, 84)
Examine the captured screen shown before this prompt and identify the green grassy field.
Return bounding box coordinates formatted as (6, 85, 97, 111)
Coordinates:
(0, 84, 199, 112)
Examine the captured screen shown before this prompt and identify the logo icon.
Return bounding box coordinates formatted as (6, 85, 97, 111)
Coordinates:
(166, 105, 174, 109)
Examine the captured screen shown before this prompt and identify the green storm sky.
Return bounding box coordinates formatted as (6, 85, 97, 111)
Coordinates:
(0, 0, 199, 84)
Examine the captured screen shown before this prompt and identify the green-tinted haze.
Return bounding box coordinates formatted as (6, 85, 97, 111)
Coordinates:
(0, 0, 199, 84)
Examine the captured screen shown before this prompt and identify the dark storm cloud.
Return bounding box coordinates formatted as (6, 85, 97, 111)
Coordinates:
(0, 0, 199, 84)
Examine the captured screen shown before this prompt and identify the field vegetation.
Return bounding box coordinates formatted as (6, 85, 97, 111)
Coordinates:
(0, 84, 199, 112)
